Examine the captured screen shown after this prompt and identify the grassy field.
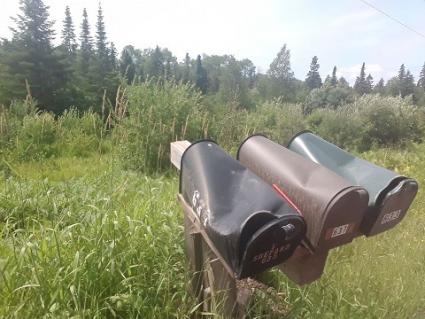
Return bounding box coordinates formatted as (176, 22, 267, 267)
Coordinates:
(0, 145, 424, 318)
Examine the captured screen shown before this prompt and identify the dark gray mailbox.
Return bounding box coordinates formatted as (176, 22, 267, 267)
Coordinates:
(180, 140, 306, 279)
(288, 131, 418, 236)
(237, 134, 369, 253)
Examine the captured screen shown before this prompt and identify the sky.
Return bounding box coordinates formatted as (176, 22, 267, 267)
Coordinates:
(1, 0, 424, 83)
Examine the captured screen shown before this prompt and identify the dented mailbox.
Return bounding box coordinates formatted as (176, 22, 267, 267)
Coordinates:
(237, 135, 369, 252)
(288, 131, 418, 236)
(180, 140, 306, 279)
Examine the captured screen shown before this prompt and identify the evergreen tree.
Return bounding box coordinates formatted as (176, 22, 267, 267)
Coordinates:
(95, 4, 108, 59)
(61, 6, 77, 55)
(330, 66, 338, 87)
(338, 77, 349, 88)
(418, 62, 425, 89)
(120, 47, 135, 83)
(109, 42, 117, 71)
(149, 46, 164, 78)
(397, 64, 415, 97)
(183, 53, 191, 83)
(0, 0, 67, 112)
(366, 74, 373, 93)
(374, 78, 385, 94)
(305, 56, 322, 89)
(402, 70, 415, 97)
(79, 8, 93, 73)
(195, 55, 207, 94)
(354, 62, 369, 94)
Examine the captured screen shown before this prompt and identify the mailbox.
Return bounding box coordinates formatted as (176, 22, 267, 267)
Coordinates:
(287, 131, 418, 236)
(180, 140, 306, 279)
(237, 134, 369, 253)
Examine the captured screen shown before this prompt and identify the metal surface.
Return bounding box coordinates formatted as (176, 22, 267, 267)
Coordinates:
(288, 131, 418, 236)
(237, 134, 369, 252)
(180, 140, 306, 279)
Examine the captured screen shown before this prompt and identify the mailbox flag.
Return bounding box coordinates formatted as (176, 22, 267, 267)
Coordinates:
(237, 134, 369, 252)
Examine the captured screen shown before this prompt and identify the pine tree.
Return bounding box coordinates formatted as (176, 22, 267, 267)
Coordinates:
(330, 66, 338, 87)
(61, 6, 77, 55)
(354, 62, 368, 94)
(79, 8, 93, 73)
(396, 64, 415, 97)
(366, 74, 373, 93)
(183, 53, 191, 83)
(195, 55, 207, 94)
(305, 56, 322, 89)
(0, 0, 67, 112)
(95, 4, 108, 59)
(109, 42, 117, 71)
(120, 47, 135, 83)
(374, 78, 385, 94)
(338, 77, 349, 88)
(418, 62, 425, 89)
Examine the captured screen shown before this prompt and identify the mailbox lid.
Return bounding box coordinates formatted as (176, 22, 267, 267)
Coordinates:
(180, 140, 306, 278)
(237, 135, 369, 251)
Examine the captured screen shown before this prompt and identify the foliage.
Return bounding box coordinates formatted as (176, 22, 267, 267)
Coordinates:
(305, 56, 322, 90)
(0, 143, 425, 318)
(114, 80, 207, 173)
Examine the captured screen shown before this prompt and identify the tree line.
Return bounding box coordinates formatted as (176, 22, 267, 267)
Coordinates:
(1, 0, 425, 114)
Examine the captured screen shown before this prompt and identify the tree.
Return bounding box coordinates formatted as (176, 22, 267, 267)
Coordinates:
(366, 74, 373, 93)
(183, 53, 191, 83)
(109, 42, 117, 71)
(354, 62, 369, 94)
(61, 6, 77, 55)
(0, 0, 67, 112)
(79, 8, 93, 74)
(397, 64, 415, 97)
(95, 4, 108, 59)
(330, 66, 338, 87)
(195, 55, 207, 94)
(120, 47, 135, 83)
(268, 44, 294, 81)
(418, 62, 425, 89)
(373, 78, 385, 94)
(305, 56, 322, 90)
(267, 44, 296, 101)
(338, 77, 349, 88)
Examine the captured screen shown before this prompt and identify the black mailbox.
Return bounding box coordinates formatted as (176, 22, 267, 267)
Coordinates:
(288, 131, 418, 236)
(180, 140, 306, 279)
(237, 135, 369, 253)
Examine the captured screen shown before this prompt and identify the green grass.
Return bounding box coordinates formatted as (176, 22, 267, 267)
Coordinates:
(0, 146, 424, 318)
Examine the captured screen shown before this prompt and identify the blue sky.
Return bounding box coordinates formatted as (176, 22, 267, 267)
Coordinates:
(1, 0, 424, 83)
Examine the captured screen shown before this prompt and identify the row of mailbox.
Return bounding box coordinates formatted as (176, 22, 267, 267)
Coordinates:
(179, 132, 418, 283)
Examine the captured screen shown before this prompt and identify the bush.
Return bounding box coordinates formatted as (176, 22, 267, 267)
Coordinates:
(57, 109, 107, 157)
(16, 113, 58, 160)
(248, 100, 307, 145)
(307, 95, 424, 151)
(114, 80, 208, 173)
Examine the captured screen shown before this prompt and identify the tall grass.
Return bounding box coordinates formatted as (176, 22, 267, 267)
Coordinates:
(0, 145, 424, 318)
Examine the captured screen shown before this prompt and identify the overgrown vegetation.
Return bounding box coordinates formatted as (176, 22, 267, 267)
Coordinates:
(1, 0, 425, 317)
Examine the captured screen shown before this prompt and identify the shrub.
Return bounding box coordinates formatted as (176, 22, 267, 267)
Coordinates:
(114, 80, 208, 173)
(15, 112, 58, 160)
(248, 100, 307, 145)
